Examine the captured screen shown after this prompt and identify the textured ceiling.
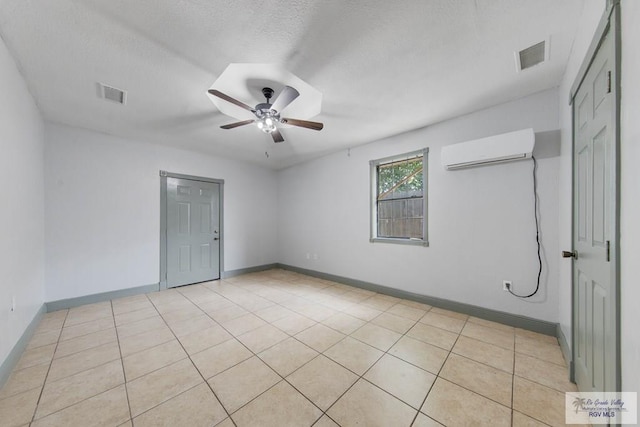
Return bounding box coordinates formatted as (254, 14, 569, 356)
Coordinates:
(0, 0, 585, 169)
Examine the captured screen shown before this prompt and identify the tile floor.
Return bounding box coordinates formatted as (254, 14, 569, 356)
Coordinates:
(0, 269, 578, 426)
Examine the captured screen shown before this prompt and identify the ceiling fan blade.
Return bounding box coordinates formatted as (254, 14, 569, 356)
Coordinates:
(270, 86, 300, 114)
(271, 129, 285, 143)
(220, 119, 255, 129)
(208, 89, 255, 112)
(281, 118, 324, 131)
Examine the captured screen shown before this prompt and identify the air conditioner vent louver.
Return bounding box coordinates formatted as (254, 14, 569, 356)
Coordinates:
(98, 83, 127, 104)
(518, 41, 546, 71)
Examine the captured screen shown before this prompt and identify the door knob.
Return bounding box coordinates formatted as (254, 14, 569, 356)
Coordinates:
(562, 250, 577, 259)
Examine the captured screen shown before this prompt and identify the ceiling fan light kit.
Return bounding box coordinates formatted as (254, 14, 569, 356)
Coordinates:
(207, 65, 323, 144)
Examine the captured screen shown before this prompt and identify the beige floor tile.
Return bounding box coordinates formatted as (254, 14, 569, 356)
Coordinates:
(516, 328, 559, 346)
(133, 383, 226, 427)
(361, 295, 398, 311)
(123, 339, 187, 380)
(54, 327, 117, 359)
(118, 326, 174, 357)
(400, 300, 432, 311)
(14, 343, 56, 371)
(513, 410, 549, 426)
(115, 316, 165, 339)
(232, 380, 322, 427)
(127, 359, 203, 417)
(36, 311, 67, 334)
(321, 312, 366, 335)
(209, 356, 280, 413)
(64, 303, 113, 327)
(36, 359, 124, 419)
(324, 337, 383, 375)
(0, 387, 40, 426)
(178, 324, 232, 355)
(387, 303, 427, 321)
(197, 297, 235, 314)
(0, 363, 49, 400)
(428, 307, 469, 321)
(258, 337, 318, 377)
(342, 303, 382, 321)
(191, 338, 252, 379)
(371, 312, 416, 334)
(167, 314, 217, 338)
(221, 313, 267, 336)
(47, 341, 121, 382)
(351, 323, 401, 351)
(328, 378, 417, 427)
(513, 376, 566, 427)
(154, 299, 195, 315)
(515, 353, 576, 392)
(515, 336, 566, 366)
(207, 304, 249, 323)
(114, 306, 158, 326)
(214, 418, 234, 427)
(295, 324, 345, 352)
(111, 295, 153, 315)
(31, 385, 129, 427)
(388, 336, 448, 374)
(272, 313, 317, 335)
(422, 378, 510, 427)
(461, 322, 514, 350)
(452, 335, 514, 373)
(406, 323, 458, 350)
(237, 324, 289, 353)
(412, 412, 443, 426)
(439, 353, 512, 406)
(286, 355, 357, 410)
(26, 329, 60, 350)
(419, 312, 466, 333)
(297, 304, 337, 322)
(364, 354, 436, 409)
(313, 415, 340, 426)
(467, 316, 515, 333)
(254, 305, 294, 323)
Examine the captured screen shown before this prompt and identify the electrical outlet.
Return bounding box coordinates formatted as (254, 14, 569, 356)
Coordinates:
(503, 280, 512, 291)
(313, 253, 318, 260)
(306, 253, 310, 260)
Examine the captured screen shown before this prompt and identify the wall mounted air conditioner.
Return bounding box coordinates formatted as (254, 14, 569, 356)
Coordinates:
(441, 128, 535, 170)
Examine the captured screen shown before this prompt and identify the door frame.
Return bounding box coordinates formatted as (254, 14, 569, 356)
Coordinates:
(159, 170, 225, 290)
(568, 0, 621, 390)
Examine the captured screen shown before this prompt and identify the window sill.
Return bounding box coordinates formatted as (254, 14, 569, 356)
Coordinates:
(369, 237, 429, 247)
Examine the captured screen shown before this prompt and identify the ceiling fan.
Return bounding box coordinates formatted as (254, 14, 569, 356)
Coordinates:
(208, 86, 323, 143)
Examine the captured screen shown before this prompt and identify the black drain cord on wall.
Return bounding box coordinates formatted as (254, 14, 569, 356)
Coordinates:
(508, 156, 542, 298)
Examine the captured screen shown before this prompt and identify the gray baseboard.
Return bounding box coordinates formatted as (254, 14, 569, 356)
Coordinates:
(557, 325, 575, 381)
(0, 304, 46, 388)
(221, 263, 279, 279)
(46, 283, 160, 312)
(277, 263, 558, 336)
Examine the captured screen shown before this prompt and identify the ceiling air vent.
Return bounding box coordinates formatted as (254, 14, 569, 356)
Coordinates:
(515, 40, 548, 72)
(98, 83, 127, 105)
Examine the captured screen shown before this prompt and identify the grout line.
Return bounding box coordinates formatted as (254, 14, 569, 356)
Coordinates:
(110, 299, 133, 425)
(29, 308, 69, 424)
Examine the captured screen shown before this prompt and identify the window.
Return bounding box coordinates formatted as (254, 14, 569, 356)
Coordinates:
(370, 148, 428, 246)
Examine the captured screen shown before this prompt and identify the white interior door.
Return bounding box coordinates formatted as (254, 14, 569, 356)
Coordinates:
(166, 177, 220, 288)
(571, 28, 618, 393)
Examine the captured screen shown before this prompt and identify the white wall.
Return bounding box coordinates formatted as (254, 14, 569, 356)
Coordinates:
(44, 123, 278, 301)
(278, 89, 560, 322)
(557, 0, 605, 350)
(0, 37, 46, 364)
(620, 0, 640, 406)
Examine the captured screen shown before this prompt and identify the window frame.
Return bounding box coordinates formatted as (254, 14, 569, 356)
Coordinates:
(369, 148, 429, 247)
